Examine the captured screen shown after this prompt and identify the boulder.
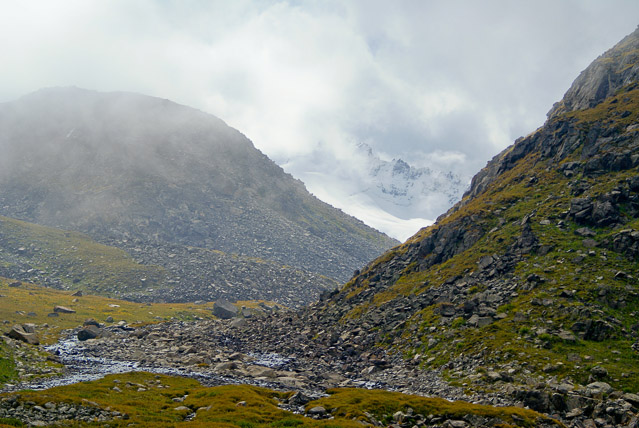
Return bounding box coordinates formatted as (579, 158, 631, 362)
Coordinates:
(558, 330, 577, 343)
(230, 318, 248, 328)
(7, 324, 39, 345)
(212, 299, 238, 319)
(53, 306, 76, 314)
(586, 381, 613, 397)
(307, 406, 326, 416)
(77, 325, 103, 341)
(83, 318, 100, 327)
(584, 319, 615, 341)
(438, 303, 456, 317)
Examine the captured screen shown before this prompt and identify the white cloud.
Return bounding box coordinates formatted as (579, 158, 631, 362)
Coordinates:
(1, 0, 638, 239)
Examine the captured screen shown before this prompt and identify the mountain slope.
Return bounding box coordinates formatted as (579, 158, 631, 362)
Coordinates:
(298, 26, 639, 423)
(0, 215, 335, 306)
(0, 88, 397, 304)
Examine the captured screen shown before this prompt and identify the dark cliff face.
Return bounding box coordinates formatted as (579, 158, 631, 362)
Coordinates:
(0, 87, 398, 304)
(305, 27, 639, 401)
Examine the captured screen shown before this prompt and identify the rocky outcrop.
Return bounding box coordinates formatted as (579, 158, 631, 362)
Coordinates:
(548, 26, 639, 117)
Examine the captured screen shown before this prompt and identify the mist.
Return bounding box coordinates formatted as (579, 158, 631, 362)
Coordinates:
(1, 1, 638, 238)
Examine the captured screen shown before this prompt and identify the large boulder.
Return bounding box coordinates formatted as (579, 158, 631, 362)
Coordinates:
(53, 305, 76, 314)
(212, 299, 238, 319)
(7, 324, 39, 345)
(77, 325, 103, 341)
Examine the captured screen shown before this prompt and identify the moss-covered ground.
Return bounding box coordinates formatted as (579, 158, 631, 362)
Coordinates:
(0, 372, 561, 427)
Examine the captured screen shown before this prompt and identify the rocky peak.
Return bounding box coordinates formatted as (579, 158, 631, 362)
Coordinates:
(548, 25, 639, 118)
(454, 27, 639, 211)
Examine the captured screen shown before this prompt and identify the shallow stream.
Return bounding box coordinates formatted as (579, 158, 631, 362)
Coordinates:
(1, 330, 293, 393)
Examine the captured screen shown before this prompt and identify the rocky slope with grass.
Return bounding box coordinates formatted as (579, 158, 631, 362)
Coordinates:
(244, 26, 639, 426)
(2, 25, 639, 428)
(0, 215, 336, 307)
(0, 88, 397, 305)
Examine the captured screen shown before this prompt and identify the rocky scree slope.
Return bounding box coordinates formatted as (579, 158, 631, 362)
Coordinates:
(276, 26, 639, 426)
(0, 88, 397, 304)
(0, 215, 336, 307)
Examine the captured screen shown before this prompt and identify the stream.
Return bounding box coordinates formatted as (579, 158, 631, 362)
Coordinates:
(1, 330, 298, 394)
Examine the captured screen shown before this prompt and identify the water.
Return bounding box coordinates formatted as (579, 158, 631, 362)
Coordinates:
(2, 331, 238, 392)
(1, 330, 301, 393)
(248, 352, 291, 369)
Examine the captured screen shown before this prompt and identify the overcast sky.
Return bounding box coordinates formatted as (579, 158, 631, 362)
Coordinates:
(1, 1, 638, 240)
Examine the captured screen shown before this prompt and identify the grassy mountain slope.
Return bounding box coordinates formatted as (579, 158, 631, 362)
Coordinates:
(310, 26, 639, 407)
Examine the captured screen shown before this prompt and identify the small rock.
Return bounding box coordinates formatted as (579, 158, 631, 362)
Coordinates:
(590, 366, 608, 379)
(586, 381, 613, 397)
(575, 227, 596, 237)
(307, 406, 326, 416)
(83, 318, 100, 327)
(558, 330, 577, 342)
(214, 362, 238, 371)
(53, 306, 76, 314)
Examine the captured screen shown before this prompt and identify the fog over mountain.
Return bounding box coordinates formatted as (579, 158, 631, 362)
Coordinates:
(0, 87, 397, 305)
(1, 2, 638, 241)
(284, 143, 467, 240)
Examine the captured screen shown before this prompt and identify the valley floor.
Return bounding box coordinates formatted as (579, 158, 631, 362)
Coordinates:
(3, 312, 638, 427)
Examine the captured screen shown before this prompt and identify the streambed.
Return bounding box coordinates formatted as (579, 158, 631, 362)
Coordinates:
(1, 329, 297, 393)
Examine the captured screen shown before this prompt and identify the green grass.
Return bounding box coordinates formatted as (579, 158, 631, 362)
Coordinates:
(0, 372, 561, 427)
(0, 215, 168, 297)
(0, 342, 17, 384)
(308, 388, 563, 427)
(0, 277, 218, 344)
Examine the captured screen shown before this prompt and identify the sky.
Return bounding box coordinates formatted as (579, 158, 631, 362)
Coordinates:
(1, 1, 638, 240)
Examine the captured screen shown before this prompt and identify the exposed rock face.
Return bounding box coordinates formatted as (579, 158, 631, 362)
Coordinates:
(0, 88, 397, 304)
(548, 26, 639, 117)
